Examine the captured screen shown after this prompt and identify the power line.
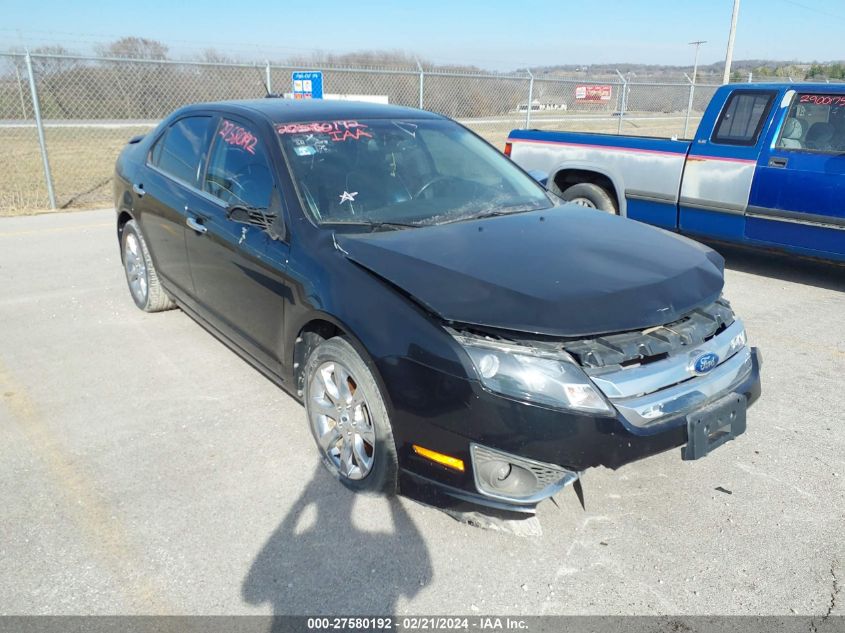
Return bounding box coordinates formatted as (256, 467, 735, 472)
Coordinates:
(775, 0, 845, 21)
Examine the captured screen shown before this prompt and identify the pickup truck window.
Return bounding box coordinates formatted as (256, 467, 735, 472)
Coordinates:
(776, 94, 845, 153)
(712, 91, 775, 146)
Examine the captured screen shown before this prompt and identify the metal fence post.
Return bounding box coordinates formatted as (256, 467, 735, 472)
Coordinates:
(24, 51, 57, 210)
(265, 60, 272, 94)
(525, 70, 534, 129)
(13, 58, 28, 119)
(683, 72, 695, 138)
(615, 70, 627, 134)
(416, 59, 424, 109)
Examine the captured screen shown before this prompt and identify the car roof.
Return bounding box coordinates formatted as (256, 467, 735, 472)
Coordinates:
(726, 82, 845, 92)
(187, 98, 446, 123)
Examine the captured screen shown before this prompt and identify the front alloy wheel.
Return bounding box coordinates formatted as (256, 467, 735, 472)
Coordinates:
(304, 336, 398, 494)
(309, 361, 376, 480)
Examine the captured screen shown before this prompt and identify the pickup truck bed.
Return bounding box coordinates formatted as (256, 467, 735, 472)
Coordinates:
(507, 83, 845, 263)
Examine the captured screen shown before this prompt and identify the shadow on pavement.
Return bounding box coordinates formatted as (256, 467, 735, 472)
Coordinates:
(242, 465, 432, 620)
(708, 241, 845, 292)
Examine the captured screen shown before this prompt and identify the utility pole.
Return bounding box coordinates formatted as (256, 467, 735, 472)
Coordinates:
(722, 0, 741, 84)
(689, 40, 706, 84)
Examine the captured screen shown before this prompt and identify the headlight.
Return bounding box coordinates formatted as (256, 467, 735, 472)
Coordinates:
(452, 333, 613, 414)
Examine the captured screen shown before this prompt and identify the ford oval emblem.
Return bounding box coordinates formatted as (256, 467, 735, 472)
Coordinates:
(691, 352, 720, 376)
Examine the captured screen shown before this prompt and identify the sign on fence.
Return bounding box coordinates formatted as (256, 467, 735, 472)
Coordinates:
(575, 85, 612, 101)
(292, 71, 323, 99)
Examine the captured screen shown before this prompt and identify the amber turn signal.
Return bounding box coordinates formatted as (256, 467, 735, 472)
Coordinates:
(412, 445, 465, 472)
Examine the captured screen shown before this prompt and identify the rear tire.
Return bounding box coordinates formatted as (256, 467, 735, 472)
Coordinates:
(560, 183, 618, 214)
(303, 336, 398, 495)
(121, 219, 176, 312)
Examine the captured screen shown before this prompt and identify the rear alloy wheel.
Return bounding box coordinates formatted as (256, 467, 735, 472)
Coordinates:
(121, 219, 176, 312)
(560, 183, 618, 214)
(304, 337, 398, 494)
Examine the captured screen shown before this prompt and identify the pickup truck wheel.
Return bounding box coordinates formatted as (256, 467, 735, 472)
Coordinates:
(121, 220, 176, 312)
(304, 336, 398, 495)
(560, 183, 618, 214)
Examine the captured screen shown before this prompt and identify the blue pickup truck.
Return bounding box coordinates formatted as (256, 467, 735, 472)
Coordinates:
(506, 83, 845, 263)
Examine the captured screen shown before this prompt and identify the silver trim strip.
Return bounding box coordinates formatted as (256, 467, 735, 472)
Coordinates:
(625, 189, 677, 203)
(679, 196, 747, 215)
(746, 206, 845, 231)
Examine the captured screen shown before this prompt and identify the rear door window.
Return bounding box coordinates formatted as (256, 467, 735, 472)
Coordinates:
(712, 91, 776, 146)
(150, 116, 213, 186)
(203, 118, 274, 209)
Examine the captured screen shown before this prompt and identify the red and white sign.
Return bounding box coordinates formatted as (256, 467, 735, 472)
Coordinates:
(575, 85, 612, 101)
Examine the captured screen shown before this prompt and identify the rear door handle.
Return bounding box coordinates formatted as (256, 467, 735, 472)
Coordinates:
(132, 183, 145, 197)
(186, 216, 207, 234)
(768, 157, 788, 168)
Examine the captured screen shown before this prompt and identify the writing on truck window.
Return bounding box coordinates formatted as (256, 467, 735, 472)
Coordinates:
(777, 93, 845, 153)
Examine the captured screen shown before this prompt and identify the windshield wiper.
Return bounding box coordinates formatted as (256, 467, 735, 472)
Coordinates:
(439, 204, 544, 225)
(327, 219, 421, 231)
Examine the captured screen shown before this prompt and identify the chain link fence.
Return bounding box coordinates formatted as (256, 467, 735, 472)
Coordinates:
(0, 51, 731, 214)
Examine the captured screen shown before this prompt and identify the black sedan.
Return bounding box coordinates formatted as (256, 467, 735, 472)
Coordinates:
(114, 99, 761, 514)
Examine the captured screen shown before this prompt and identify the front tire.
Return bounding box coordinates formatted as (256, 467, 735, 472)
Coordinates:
(560, 183, 618, 214)
(303, 336, 398, 495)
(121, 219, 176, 312)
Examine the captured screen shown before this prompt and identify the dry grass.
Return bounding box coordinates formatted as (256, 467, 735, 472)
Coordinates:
(0, 115, 702, 217)
(0, 126, 151, 217)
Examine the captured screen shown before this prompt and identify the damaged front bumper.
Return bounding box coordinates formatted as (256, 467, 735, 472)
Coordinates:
(396, 346, 762, 515)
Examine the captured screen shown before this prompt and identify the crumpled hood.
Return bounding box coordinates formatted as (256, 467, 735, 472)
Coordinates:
(335, 207, 725, 338)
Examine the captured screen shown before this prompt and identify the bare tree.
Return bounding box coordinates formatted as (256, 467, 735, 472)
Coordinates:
(30, 45, 80, 117)
(96, 37, 168, 60)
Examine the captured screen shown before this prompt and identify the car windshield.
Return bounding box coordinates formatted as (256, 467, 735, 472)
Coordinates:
(277, 118, 551, 227)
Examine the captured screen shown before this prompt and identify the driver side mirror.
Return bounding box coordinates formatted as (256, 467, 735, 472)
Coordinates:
(226, 204, 283, 240)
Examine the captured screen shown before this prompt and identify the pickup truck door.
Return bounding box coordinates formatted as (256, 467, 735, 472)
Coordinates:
(184, 115, 292, 375)
(747, 90, 845, 258)
(679, 89, 779, 241)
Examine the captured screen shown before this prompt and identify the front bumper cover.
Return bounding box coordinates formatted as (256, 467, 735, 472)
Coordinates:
(397, 347, 762, 514)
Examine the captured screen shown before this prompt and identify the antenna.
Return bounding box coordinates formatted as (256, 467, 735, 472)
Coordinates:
(256, 63, 279, 98)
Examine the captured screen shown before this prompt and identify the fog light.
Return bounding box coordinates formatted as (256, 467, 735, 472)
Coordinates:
(470, 443, 579, 503)
(495, 463, 512, 481)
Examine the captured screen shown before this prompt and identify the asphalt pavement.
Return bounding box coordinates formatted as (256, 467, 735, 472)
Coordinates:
(1, 209, 843, 616)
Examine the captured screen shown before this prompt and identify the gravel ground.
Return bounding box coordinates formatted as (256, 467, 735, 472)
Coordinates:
(0, 209, 842, 616)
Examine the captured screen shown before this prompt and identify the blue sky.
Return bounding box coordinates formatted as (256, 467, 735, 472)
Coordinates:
(2, 0, 844, 70)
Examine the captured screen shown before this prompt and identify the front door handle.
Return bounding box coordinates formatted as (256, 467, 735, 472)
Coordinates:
(186, 216, 207, 234)
(132, 183, 145, 197)
(769, 157, 788, 168)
